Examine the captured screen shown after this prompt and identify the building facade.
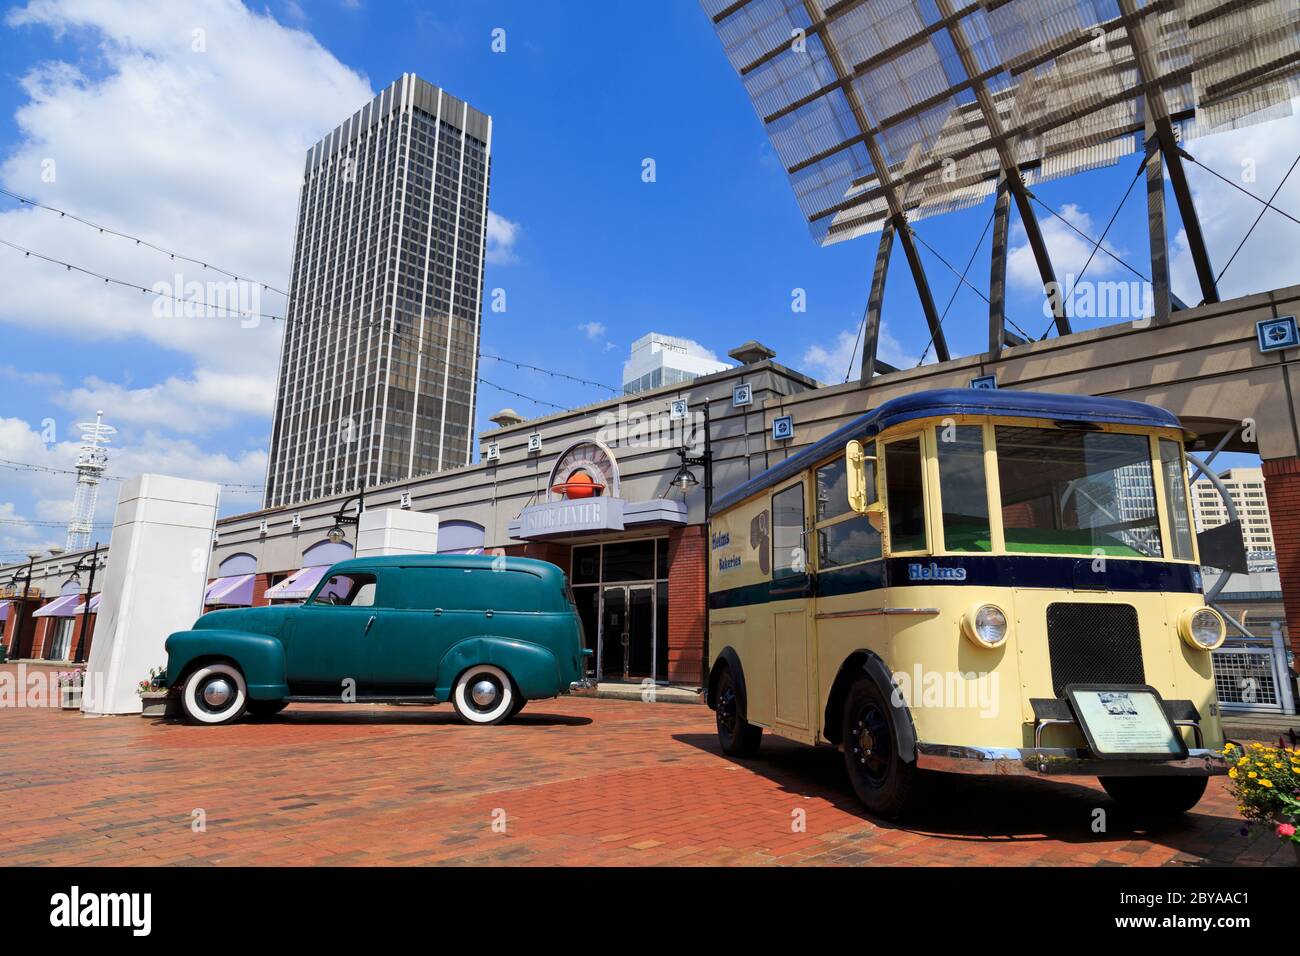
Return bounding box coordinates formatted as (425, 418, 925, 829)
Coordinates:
(1192, 466, 1275, 562)
(264, 74, 493, 508)
(622, 333, 730, 395)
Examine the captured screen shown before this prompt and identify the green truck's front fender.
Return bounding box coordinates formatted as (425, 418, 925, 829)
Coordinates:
(435, 636, 563, 701)
(164, 630, 289, 701)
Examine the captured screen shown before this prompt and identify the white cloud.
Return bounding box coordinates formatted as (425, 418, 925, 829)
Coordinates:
(1007, 203, 1125, 292)
(0, 415, 266, 546)
(1171, 104, 1300, 303)
(486, 210, 521, 264)
(0, 364, 61, 388)
(802, 321, 916, 384)
(0, 0, 375, 377)
(56, 370, 276, 433)
(578, 321, 607, 340)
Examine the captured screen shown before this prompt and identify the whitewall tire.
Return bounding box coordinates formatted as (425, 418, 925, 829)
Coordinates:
(180, 663, 248, 725)
(451, 665, 515, 726)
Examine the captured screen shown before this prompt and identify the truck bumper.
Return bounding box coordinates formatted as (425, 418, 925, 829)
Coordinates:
(568, 678, 598, 696)
(914, 742, 1230, 777)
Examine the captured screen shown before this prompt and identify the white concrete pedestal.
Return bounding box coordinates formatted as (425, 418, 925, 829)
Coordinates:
(82, 475, 220, 715)
(355, 509, 438, 557)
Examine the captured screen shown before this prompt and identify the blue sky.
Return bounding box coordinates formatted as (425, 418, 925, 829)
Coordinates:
(0, 0, 1294, 557)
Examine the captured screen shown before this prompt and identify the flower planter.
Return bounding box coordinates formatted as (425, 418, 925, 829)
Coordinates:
(59, 686, 82, 710)
(139, 690, 170, 717)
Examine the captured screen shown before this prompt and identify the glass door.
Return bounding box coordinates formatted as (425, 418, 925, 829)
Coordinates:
(600, 587, 627, 680)
(599, 585, 658, 682)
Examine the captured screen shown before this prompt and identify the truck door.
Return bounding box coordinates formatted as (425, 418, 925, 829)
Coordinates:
(771, 479, 813, 732)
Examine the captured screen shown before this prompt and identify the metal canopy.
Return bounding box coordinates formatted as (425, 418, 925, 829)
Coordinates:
(703, 0, 1300, 361)
(706, 0, 1299, 245)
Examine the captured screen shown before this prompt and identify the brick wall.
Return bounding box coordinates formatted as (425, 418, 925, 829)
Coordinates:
(251, 573, 274, 608)
(29, 613, 53, 659)
(1263, 457, 1300, 659)
(666, 525, 707, 686)
(68, 613, 96, 662)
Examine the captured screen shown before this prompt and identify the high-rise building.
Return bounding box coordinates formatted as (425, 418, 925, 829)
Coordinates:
(265, 74, 493, 508)
(621, 333, 729, 395)
(1192, 466, 1275, 559)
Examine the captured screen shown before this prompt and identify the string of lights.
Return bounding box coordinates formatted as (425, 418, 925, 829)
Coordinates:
(0, 186, 289, 296)
(479, 352, 619, 393)
(2, 237, 612, 412)
(0, 456, 264, 492)
(0, 517, 112, 528)
(0, 238, 286, 322)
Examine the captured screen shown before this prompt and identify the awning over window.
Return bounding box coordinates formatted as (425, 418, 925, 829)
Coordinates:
(264, 565, 329, 602)
(204, 573, 255, 607)
(32, 594, 83, 618)
(73, 594, 101, 614)
(0, 600, 10, 621)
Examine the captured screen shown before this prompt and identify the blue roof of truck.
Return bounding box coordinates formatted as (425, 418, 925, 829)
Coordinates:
(709, 388, 1182, 516)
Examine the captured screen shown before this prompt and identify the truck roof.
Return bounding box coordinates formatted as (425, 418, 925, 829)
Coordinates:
(325, 554, 560, 577)
(710, 387, 1182, 516)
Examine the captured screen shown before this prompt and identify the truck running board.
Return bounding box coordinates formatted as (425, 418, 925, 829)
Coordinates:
(285, 695, 441, 705)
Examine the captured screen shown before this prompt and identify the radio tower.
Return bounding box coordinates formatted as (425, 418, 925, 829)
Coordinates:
(65, 411, 116, 552)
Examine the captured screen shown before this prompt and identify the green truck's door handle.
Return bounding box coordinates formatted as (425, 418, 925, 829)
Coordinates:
(364, 615, 376, 635)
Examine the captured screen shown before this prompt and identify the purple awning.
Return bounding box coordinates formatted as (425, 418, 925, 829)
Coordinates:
(204, 573, 255, 607)
(32, 594, 83, 618)
(0, 600, 10, 621)
(74, 594, 101, 614)
(264, 565, 329, 602)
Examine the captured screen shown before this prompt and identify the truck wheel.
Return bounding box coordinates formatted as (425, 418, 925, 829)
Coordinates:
(508, 698, 527, 720)
(180, 663, 248, 726)
(452, 665, 515, 725)
(841, 675, 917, 819)
(1099, 776, 1208, 816)
(247, 700, 289, 719)
(715, 666, 762, 757)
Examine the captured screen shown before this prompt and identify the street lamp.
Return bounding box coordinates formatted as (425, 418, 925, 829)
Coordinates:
(666, 401, 714, 687)
(69, 542, 101, 664)
(326, 484, 367, 544)
(668, 403, 713, 515)
(6, 551, 39, 660)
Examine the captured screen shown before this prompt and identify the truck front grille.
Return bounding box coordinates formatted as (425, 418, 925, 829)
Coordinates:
(1045, 602, 1145, 697)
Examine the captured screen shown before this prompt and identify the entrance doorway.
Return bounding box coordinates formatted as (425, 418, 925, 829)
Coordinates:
(600, 585, 655, 681)
(570, 539, 670, 683)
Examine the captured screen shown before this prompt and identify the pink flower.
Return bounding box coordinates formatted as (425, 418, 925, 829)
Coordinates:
(1278, 823, 1297, 837)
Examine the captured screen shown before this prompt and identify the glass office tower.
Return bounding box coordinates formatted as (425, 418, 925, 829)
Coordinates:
(265, 74, 492, 508)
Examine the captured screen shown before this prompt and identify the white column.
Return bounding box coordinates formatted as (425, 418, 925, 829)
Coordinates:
(355, 508, 439, 558)
(82, 475, 220, 715)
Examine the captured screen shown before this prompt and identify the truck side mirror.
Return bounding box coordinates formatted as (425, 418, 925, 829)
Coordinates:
(846, 440, 886, 532)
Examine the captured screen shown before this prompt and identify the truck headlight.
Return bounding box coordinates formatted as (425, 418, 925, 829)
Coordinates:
(963, 604, 1008, 648)
(1179, 606, 1225, 651)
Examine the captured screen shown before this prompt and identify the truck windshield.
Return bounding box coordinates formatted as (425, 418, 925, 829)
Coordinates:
(994, 426, 1164, 558)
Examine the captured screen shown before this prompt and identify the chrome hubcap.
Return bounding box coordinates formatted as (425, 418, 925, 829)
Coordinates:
(202, 678, 234, 708)
(471, 679, 499, 708)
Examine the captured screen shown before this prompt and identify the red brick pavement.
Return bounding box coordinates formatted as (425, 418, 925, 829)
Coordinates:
(0, 664, 1292, 866)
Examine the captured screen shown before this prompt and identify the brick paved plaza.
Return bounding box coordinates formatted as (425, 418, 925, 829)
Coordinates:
(0, 664, 1291, 867)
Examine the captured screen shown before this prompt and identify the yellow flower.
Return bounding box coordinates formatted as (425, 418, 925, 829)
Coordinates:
(1248, 771, 1258, 778)
(1259, 779, 1273, 788)
(1229, 768, 1238, 778)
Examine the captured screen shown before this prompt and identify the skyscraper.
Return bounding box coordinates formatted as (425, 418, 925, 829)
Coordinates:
(265, 74, 492, 508)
